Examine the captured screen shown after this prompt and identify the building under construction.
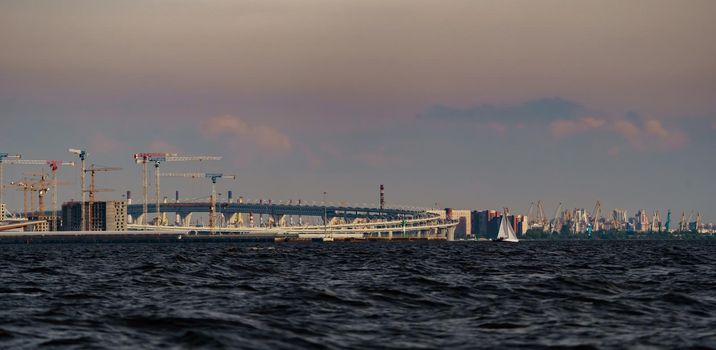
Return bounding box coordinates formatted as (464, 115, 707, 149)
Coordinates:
(62, 201, 127, 231)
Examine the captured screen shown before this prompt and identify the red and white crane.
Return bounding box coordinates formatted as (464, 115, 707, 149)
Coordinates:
(133, 153, 222, 225)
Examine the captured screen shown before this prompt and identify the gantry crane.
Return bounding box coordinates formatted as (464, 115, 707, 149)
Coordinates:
(133, 153, 222, 225)
(158, 172, 236, 230)
(84, 164, 121, 231)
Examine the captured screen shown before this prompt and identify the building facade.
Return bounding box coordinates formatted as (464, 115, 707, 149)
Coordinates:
(62, 201, 127, 231)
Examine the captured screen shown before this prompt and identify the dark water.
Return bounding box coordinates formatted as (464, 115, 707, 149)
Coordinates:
(1, 241, 715, 349)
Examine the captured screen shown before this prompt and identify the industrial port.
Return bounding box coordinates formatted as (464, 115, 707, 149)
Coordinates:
(0, 150, 712, 242)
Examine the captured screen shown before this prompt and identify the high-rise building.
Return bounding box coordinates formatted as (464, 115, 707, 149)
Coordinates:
(474, 209, 504, 238)
(62, 201, 127, 231)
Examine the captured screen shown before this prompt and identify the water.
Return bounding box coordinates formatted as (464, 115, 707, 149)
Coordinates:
(1, 240, 715, 349)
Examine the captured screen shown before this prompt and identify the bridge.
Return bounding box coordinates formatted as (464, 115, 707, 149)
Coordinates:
(19, 201, 459, 240)
(127, 202, 458, 240)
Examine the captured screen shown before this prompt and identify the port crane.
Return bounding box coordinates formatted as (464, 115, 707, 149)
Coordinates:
(133, 153, 222, 225)
(590, 201, 602, 232)
(549, 202, 563, 233)
(526, 200, 547, 231)
(84, 164, 121, 231)
(158, 172, 236, 230)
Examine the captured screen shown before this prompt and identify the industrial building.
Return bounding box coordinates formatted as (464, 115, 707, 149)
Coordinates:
(62, 201, 127, 231)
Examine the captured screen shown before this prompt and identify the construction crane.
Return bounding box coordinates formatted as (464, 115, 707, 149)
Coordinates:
(2, 158, 74, 226)
(133, 153, 221, 226)
(68, 148, 88, 230)
(0, 153, 21, 218)
(84, 164, 121, 231)
(9, 178, 38, 217)
(19, 172, 52, 220)
(158, 172, 236, 230)
(591, 200, 602, 232)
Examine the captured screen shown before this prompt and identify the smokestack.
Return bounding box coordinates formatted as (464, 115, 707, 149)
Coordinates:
(380, 184, 385, 210)
(126, 190, 132, 205)
(228, 190, 233, 203)
(175, 190, 179, 203)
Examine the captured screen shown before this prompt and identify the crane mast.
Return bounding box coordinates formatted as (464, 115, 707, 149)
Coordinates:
(83, 164, 120, 231)
(158, 172, 235, 230)
(134, 153, 221, 226)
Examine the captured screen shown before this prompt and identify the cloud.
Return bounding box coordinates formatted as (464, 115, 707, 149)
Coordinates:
(201, 115, 291, 153)
(612, 118, 688, 151)
(550, 116, 688, 152)
(425, 97, 583, 122)
(89, 133, 126, 154)
(550, 116, 605, 138)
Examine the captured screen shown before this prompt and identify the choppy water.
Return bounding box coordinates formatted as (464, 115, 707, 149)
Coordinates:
(1, 240, 715, 349)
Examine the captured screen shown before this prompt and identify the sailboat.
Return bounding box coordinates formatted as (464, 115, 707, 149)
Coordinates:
(495, 208, 519, 243)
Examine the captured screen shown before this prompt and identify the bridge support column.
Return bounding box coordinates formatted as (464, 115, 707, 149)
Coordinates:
(180, 213, 193, 227)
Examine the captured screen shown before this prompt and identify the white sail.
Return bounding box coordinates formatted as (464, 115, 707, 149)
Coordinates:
(496, 208, 519, 242)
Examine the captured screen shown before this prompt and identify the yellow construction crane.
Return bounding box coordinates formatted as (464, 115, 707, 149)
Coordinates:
(5, 159, 75, 228)
(0, 153, 21, 218)
(83, 164, 121, 231)
(8, 178, 38, 218)
(133, 153, 222, 226)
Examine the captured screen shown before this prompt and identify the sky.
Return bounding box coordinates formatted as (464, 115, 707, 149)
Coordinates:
(1, 0, 715, 221)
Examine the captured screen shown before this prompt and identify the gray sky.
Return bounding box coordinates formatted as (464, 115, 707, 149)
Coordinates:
(1, 0, 715, 221)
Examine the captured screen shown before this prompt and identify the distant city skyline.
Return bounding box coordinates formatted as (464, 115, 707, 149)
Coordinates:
(1, 1, 714, 221)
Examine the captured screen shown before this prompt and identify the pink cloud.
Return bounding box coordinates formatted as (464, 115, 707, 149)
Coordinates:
(89, 133, 126, 154)
(550, 116, 606, 138)
(612, 118, 687, 151)
(201, 115, 291, 153)
(487, 121, 508, 135)
(550, 115, 687, 152)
